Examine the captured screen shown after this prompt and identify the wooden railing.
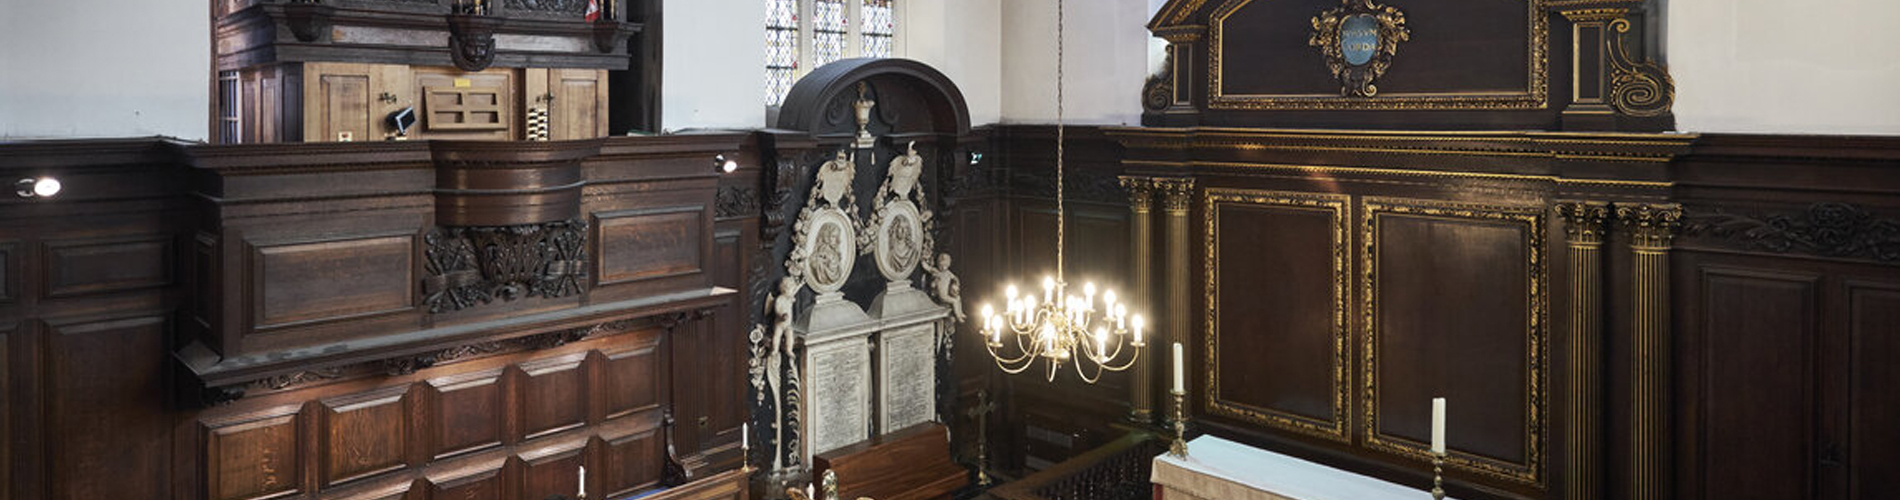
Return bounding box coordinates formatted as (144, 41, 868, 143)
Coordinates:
(988, 430, 1167, 500)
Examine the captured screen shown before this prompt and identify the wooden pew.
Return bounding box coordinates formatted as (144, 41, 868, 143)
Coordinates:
(811, 422, 969, 500)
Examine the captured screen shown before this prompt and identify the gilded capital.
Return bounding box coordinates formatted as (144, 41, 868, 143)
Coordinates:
(1558, 202, 1612, 245)
(1617, 203, 1683, 249)
(1153, 177, 1197, 214)
(1119, 176, 1156, 212)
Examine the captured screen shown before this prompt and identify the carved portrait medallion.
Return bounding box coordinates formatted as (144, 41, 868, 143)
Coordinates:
(803, 208, 856, 293)
(875, 200, 924, 282)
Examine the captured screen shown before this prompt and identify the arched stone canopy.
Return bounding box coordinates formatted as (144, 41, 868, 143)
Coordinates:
(775, 58, 972, 136)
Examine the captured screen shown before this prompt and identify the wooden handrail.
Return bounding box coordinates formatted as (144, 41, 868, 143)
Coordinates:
(989, 430, 1167, 500)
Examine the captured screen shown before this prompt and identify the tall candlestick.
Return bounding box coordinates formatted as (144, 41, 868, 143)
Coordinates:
(1431, 397, 1447, 454)
(1172, 342, 1185, 393)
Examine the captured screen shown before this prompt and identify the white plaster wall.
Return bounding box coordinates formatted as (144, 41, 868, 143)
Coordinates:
(999, 0, 1154, 125)
(1668, 0, 1900, 135)
(897, 0, 1003, 126)
(1, 0, 210, 140)
(660, 0, 768, 131)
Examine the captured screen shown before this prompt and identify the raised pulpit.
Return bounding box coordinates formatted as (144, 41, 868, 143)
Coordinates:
(1154, 436, 1455, 500)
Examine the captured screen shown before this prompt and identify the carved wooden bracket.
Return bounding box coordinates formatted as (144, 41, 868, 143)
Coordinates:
(447, 14, 505, 72)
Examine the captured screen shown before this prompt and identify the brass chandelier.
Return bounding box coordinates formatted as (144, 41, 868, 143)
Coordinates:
(978, 0, 1146, 383)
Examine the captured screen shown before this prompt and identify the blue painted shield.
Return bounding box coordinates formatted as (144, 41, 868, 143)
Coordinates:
(1340, 14, 1380, 66)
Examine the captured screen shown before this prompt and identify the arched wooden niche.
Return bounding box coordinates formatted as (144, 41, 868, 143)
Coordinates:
(776, 58, 972, 137)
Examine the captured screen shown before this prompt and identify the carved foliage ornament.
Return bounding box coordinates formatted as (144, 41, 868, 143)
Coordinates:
(1685, 203, 1900, 262)
(1309, 0, 1412, 97)
(422, 219, 588, 314)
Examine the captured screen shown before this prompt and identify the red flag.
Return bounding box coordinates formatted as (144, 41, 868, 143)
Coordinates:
(584, 0, 601, 22)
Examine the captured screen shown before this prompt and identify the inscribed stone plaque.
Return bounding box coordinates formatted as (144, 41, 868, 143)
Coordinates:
(879, 324, 938, 432)
(808, 339, 870, 455)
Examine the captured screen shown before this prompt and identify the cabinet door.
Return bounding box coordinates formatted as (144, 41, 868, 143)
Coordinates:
(548, 69, 608, 140)
(304, 63, 376, 143)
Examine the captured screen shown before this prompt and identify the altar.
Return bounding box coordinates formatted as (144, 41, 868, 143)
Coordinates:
(1153, 436, 1456, 500)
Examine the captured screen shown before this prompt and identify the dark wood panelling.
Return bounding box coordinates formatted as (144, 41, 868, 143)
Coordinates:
(429, 467, 504, 500)
(0, 241, 15, 302)
(519, 354, 588, 441)
(252, 234, 414, 329)
(42, 236, 173, 298)
(204, 407, 304, 500)
(1365, 199, 1541, 480)
(1695, 269, 1818, 500)
(520, 445, 584, 499)
(1848, 283, 1900, 500)
(428, 369, 507, 460)
(596, 207, 704, 285)
(603, 430, 662, 497)
(1207, 191, 1348, 440)
(601, 341, 660, 419)
(321, 387, 411, 486)
(44, 316, 172, 500)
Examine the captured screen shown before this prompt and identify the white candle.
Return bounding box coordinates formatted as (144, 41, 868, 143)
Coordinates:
(1172, 342, 1185, 393)
(578, 465, 586, 496)
(1431, 397, 1447, 454)
(742, 423, 749, 450)
(1132, 314, 1144, 344)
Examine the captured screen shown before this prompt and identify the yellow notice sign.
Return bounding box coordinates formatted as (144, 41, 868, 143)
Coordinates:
(454, 78, 472, 88)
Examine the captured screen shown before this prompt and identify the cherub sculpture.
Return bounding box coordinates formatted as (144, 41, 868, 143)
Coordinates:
(921, 253, 966, 322)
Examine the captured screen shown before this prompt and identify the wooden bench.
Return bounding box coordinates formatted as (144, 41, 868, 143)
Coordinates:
(811, 422, 969, 500)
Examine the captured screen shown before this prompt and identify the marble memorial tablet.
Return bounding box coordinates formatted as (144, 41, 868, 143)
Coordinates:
(879, 323, 938, 432)
(808, 339, 871, 455)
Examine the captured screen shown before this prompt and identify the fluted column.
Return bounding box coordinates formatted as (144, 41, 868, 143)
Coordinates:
(1558, 202, 1609, 500)
(1153, 177, 1197, 425)
(1118, 176, 1158, 423)
(1618, 203, 1681, 500)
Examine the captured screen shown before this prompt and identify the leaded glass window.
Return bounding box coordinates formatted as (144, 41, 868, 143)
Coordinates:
(766, 0, 799, 106)
(811, 0, 849, 69)
(766, 0, 899, 106)
(861, 0, 894, 58)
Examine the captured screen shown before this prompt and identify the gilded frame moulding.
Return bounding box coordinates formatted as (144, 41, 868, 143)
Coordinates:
(1360, 197, 1548, 486)
(1203, 188, 1353, 442)
(1208, 0, 1550, 110)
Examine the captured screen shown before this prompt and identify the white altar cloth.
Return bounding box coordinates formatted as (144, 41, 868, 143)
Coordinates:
(1152, 436, 1456, 500)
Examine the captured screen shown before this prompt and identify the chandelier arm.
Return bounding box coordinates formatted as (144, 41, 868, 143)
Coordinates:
(1097, 343, 1141, 372)
(986, 338, 1038, 367)
(988, 343, 1038, 375)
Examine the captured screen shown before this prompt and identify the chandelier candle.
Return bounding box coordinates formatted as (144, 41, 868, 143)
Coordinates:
(1432, 397, 1447, 454)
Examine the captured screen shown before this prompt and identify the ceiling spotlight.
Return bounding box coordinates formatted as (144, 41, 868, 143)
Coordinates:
(16, 177, 61, 199)
(714, 154, 738, 174)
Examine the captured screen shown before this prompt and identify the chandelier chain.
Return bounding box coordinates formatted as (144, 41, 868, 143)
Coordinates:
(1055, 0, 1065, 283)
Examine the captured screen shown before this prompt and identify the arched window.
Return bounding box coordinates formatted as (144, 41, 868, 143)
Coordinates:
(766, 0, 899, 106)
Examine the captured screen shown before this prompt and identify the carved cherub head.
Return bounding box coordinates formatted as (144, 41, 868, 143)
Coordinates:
(936, 253, 952, 268)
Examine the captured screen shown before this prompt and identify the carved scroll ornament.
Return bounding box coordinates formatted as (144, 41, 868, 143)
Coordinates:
(422, 219, 589, 314)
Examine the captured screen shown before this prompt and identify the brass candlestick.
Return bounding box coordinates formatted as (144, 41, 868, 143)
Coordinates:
(1430, 450, 1446, 500)
(1167, 389, 1189, 458)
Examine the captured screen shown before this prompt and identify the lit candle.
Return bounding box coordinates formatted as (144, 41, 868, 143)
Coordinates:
(1132, 314, 1145, 344)
(1432, 397, 1447, 454)
(1103, 289, 1117, 309)
(1095, 327, 1107, 357)
(1084, 282, 1097, 310)
(578, 465, 586, 497)
(1043, 276, 1055, 301)
(991, 319, 1001, 343)
(1006, 284, 1019, 301)
(1172, 342, 1185, 393)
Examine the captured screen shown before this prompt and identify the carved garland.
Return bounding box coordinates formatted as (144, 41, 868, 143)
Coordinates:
(1684, 203, 1900, 262)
